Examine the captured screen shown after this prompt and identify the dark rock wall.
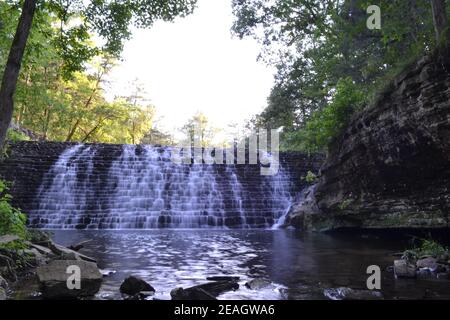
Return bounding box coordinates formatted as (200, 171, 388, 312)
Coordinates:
(290, 55, 450, 231)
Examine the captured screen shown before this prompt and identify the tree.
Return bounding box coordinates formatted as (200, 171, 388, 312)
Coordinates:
(0, 0, 198, 148)
(232, 0, 448, 151)
(431, 0, 449, 44)
(0, 0, 37, 149)
(180, 112, 222, 147)
(141, 127, 174, 145)
(431, 0, 450, 62)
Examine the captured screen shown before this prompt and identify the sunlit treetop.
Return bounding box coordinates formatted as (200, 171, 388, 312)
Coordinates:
(2, 0, 197, 77)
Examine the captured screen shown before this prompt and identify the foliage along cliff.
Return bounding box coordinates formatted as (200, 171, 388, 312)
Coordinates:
(287, 53, 450, 231)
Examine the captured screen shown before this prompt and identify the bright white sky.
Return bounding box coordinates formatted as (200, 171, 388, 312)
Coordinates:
(104, 0, 275, 137)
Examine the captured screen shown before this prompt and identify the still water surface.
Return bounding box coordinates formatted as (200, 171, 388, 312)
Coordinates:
(14, 229, 450, 300)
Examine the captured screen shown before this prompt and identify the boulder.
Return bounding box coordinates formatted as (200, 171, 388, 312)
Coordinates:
(436, 253, 449, 264)
(245, 279, 272, 290)
(23, 248, 48, 266)
(26, 242, 55, 257)
(29, 239, 96, 263)
(47, 241, 96, 263)
(0, 235, 20, 245)
(0, 275, 7, 289)
(119, 276, 155, 296)
(195, 281, 239, 297)
(206, 276, 240, 282)
(0, 288, 5, 300)
(171, 281, 239, 300)
(27, 230, 52, 244)
(36, 260, 102, 299)
(394, 260, 416, 278)
(416, 257, 438, 271)
(324, 287, 383, 300)
(170, 287, 216, 300)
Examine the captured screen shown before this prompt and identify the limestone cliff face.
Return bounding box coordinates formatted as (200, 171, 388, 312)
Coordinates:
(288, 54, 450, 231)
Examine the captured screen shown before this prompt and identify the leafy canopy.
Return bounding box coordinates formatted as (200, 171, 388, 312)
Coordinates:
(232, 0, 443, 152)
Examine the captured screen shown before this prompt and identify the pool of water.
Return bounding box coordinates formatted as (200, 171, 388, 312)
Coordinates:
(12, 229, 450, 300)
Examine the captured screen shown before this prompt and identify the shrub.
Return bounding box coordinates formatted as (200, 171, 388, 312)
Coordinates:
(418, 239, 448, 257)
(0, 179, 27, 239)
(303, 171, 317, 183)
(402, 239, 449, 260)
(6, 129, 29, 143)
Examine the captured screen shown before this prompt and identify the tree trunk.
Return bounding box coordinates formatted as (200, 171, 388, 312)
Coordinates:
(81, 122, 103, 143)
(0, 0, 37, 148)
(431, 0, 449, 45)
(66, 119, 81, 142)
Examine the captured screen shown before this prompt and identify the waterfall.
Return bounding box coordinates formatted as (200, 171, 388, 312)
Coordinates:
(33, 144, 96, 229)
(272, 185, 311, 229)
(30, 144, 294, 229)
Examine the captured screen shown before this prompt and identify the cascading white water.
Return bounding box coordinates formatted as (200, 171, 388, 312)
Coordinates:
(33, 144, 96, 229)
(100, 145, 226, 228)
(30, 144, 294, 229)
(262, 152, 293, 228)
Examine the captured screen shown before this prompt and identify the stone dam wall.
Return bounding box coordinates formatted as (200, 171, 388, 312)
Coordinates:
(0, 141, 323, 229)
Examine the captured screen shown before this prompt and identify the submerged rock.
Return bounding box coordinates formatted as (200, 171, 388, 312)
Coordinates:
(171, 287, 216, 300)
(119, 276, 155, 296)
(206, 276, 240, 282)
(0, 288, 5, 300)
(416, 257, 438, 271)
(394, 260, 416, 278)
(36, 260, 102, 299)
(324, 287, 383, 300)
(171, 281, 239, 300)
(100, 269, 116, 277)
(68, 240, 92, 252)
(245, 279, 272, 290)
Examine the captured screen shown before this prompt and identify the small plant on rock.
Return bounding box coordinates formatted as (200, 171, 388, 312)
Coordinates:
(303, 171, 317, 183)
(403, 238, 449, 260)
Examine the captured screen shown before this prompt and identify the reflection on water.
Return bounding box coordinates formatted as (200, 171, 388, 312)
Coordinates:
(14, 230, 450, 300)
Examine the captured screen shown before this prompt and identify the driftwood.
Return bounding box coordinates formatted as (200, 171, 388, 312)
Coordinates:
(68, 239, 93, 251)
